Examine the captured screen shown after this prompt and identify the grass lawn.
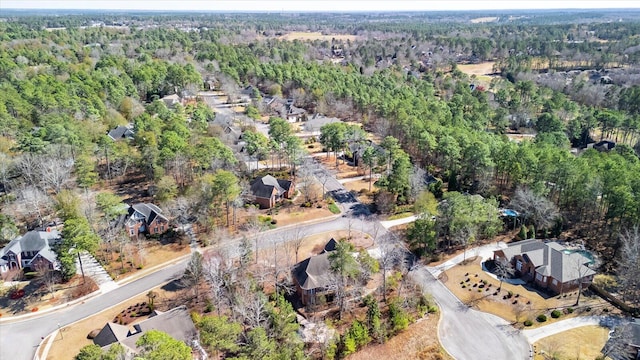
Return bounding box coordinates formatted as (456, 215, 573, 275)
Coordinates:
(103, 241, 190, 281)
(328, 202, 341, 214)
(533, 326, 610, 360)
(441, 257, 611, 326)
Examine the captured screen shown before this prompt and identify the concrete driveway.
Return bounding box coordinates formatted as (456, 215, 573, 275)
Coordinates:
(411, 267, 532, 360)
(523, 315, 625, 343)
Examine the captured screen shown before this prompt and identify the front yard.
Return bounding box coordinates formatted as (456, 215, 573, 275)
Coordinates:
(440, 257, 613, 327)
(533, 326, 610, 360)
(44, 284, 181, 360)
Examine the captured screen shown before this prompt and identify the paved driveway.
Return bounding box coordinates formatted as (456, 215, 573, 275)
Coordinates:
(411, 267, 531, 360)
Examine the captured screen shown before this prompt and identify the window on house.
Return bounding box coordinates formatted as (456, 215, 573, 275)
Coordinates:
(552, 279, 557, 286)
(161, 225, 164, 231)
(154, 227, 158, 233)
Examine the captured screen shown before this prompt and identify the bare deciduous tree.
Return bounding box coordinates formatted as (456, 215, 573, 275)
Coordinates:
(378, 236, 401, 302)
(203, 251, 227, 316)
(618, 226, 640, 307)
(235, 282, 268, 329)
(509, 187, 559, 231)
(182, 251, 205, 303)
(16, 185, 52, 227)
(35, 261, 59, 299)
(38, 156, 74, 194)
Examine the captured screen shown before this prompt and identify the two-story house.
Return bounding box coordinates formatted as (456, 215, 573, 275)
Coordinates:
(0, 229, 61, 273)
(124, 203, 169, 238)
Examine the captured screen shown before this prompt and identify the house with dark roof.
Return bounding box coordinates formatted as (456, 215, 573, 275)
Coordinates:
(0, 230, 61, 273)
(124, 203, 169, 238)
(93, 306, 198, 355)
(287, 105, 307, 123)
(250, 175, 295, 209)
(107, 125, 134, 141)
(292, 239, 339, 306)
(493, 239, 596, 294)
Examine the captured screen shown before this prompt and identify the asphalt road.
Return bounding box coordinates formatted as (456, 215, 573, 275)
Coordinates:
(0, 260, 187, 360)
(411, 267, 531, 360)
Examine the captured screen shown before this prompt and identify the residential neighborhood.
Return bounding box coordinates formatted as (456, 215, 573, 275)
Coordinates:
(1, 5, 640, 360)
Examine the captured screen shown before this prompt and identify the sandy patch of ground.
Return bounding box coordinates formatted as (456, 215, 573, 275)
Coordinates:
(349, 314, 451, 360)
(457, 62, 496, 76)
(271, 204, 334, 228)
(533, 325, 609, 360)
(441, 257, 611, 325)
(102, 242, 190, 282)
(470, 17, 499, 23)
(46, 286, 180, 360)
(278, 32, 359, 42)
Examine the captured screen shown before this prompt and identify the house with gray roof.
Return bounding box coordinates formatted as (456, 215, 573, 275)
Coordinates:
(93, 306, 198, 356)
(493, 239, 596, 294)
(249, 175, 294, 209)
(293, 239, 339, 306)
(124, 203, 169, 238)
(0, 230, 62, 273)
(107, 125, 134, 141)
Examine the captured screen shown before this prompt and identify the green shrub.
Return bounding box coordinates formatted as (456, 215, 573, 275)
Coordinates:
(518, 225, 528, 240)
(536, 314, 547, 322)
(551, 310, 562, 318)
(567, 307, 574, 314)
(523, 319, 533, 327)
(342, 333, 357, 356)
(428, 306, 438, 313)
(328, 203, 341, 214)
(528, 225, 536, 239)
(388, 300, 410, 333)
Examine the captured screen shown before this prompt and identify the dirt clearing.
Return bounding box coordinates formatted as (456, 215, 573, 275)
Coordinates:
(278, 32, 359, 42)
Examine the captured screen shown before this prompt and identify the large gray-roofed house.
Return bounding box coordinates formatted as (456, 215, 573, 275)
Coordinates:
(94, 306, 198, 355)
(493, 239, 596, 294)
(293, 250, 335, 306)
(0, 230, 62, 273)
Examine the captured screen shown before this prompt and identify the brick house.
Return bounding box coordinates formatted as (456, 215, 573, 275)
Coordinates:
(0, 229, 61, 273)
(493, 239, 596, 294)
(249, 175, 295, 209)
(124, 203, 169, 238)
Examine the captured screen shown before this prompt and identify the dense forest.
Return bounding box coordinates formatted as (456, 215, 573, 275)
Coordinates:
(0, 9, 639, 359)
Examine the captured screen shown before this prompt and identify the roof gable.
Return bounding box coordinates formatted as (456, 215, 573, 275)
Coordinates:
(499, 240, 596, 283)
(251, 175, 289, 199)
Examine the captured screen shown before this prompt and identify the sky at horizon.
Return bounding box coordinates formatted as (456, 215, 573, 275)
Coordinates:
(2, 0, 640, 12)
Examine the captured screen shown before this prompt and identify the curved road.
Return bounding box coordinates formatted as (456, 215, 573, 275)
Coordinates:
(411, 268, 531, 360)
(0, 260, 186, 360)
(2, 171, 529, 360)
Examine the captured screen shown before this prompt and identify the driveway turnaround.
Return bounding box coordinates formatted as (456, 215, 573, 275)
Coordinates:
(411, 267, 531, 360)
